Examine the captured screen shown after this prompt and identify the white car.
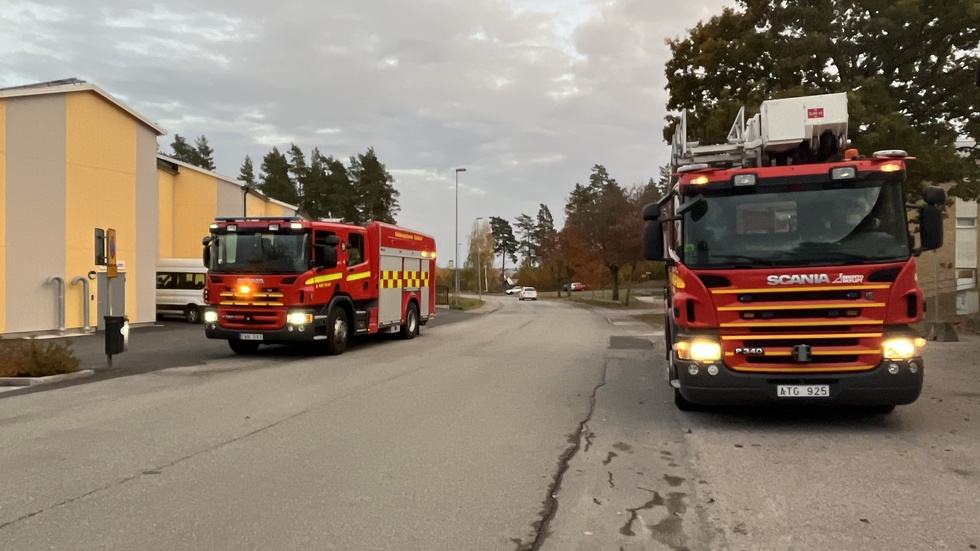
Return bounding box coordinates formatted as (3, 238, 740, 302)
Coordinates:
(519, 287, 538, 301)
(505, 286, 523, 295)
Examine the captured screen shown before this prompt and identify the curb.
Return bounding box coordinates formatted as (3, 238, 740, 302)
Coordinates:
(0, 369, 96, 387)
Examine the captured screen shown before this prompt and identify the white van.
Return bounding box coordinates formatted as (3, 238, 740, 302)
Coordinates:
(156, 258, 208, 323)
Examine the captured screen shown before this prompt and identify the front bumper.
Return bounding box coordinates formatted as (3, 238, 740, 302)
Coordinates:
(674, 357, 923, 406)
(205, 323, 320, 344)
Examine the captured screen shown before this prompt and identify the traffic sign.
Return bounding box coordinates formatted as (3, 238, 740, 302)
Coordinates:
(107, 228, 118, 278)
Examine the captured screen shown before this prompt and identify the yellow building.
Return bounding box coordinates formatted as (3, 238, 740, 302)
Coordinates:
(0, 79, 301, 336)
(157, 155, 300, 260)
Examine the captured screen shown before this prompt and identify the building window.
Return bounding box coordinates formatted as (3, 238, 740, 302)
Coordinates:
(957, 217, 977, 228)
(956, 268, 977, 291)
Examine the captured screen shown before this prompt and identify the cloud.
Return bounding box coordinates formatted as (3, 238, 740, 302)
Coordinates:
(0, 0, 735, 263)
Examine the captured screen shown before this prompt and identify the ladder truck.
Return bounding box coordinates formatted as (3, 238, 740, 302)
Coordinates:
(643, 92, 946, 413)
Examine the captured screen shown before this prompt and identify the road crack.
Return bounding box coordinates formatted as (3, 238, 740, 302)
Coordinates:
(515, 359, 609, 551)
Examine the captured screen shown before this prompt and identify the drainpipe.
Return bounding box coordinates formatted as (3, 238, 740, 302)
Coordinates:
(70, 275, 92, 332)
(47, 276, 66, 334)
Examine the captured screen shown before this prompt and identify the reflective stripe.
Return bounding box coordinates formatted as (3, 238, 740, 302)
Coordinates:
(721, 332, 883, 340)
(304, 273, 344, 285)
(720, 320, 883, 328)
(347, 271, 371, 282)
(717, 302, 886, 311)
(711, 284, 890, 294)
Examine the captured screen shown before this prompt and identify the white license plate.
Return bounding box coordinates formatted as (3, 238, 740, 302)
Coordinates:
(777, 384, 830, 398)
(239, 333, 264, 341)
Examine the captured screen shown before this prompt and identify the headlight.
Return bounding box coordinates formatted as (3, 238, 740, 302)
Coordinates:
(287, 312, 314, 325)
(675, 340, 722, 362)
(203, 310, 218, 323)
(882, 337, 926, 360)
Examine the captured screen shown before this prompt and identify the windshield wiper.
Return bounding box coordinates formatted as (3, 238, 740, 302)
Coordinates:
(706, 254, 780, 266)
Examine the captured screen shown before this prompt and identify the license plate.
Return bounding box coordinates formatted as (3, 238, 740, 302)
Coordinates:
(777, 384, 830, 398)
(239, 333, 263, 341)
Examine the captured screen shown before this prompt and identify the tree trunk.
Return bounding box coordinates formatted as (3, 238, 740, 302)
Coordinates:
(609, 265, 620, 301)
(624, 262, 636, 307)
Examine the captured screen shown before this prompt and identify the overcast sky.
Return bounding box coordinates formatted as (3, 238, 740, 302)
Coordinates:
(1, 0, 734, 266)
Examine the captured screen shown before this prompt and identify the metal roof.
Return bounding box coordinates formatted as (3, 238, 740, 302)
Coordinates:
(0, 78, 166, 135)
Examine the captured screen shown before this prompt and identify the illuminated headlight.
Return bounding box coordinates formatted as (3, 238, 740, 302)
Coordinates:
(831, 167, 857, 180)
(287, 311, 314, 325)
(675, 340, 722, 362)
(882, 337, 926, 360)
(203, 310, 219, 323)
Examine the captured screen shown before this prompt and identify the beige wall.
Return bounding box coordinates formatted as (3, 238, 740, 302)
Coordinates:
(0, 100, 6, 333)
(134, 125, 159, 324)
(4, 95, 67, 333)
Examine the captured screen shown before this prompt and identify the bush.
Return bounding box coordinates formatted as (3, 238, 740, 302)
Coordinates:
(0, 339, 80, 377)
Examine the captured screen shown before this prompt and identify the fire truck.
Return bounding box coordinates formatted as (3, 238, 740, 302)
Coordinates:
(643, 92, 946, 413)
(201, 218, 436, 355)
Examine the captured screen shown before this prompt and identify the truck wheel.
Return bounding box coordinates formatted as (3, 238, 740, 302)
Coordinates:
(674, 388, 700, 412)
(185, 305, 202, 324)
(400, 303, 419, 340)
(325, 306, 350, 355)
(229, 340, 259, 355)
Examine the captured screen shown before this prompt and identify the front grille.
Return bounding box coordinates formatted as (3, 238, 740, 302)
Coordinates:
(715, 283, 889, 373)
(739, 290, 863, 302)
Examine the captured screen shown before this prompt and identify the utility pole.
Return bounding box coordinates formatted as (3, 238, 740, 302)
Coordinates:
(476, 216, 483, 299)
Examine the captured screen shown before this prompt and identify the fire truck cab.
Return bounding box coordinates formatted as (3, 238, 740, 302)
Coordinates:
(202, 218, 436, 355)
(644, 93, 946, 412)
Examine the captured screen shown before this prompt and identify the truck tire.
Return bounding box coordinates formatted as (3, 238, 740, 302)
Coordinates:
(229, 340, 259, 355)
(325, 306, 350, 355)
(185, 305, 202, 324)
(400, 303, 419, 340)
(674, 388, 700, 412)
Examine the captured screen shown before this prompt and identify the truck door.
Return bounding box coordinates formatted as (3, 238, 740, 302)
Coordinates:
(345, 231, 371, 302)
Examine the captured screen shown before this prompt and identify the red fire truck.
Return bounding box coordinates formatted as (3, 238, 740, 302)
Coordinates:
(643, 92, 946, 413)
(201, 218, 437, 355)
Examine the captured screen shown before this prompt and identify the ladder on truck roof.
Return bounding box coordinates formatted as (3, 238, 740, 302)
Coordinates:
(671, 92, 849, 172)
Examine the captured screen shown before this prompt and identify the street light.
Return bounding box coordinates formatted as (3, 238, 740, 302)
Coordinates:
(455, 167, 466, 305)
(476, 216, 483, 299)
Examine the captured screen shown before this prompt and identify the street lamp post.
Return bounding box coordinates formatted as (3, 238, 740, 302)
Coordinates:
(454, 168, 466, 305)
(476, 216, 483, 299)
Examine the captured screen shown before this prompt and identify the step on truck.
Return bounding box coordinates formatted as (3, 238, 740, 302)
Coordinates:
(643, 92, 946, 413)
(202, 217, 436, 355)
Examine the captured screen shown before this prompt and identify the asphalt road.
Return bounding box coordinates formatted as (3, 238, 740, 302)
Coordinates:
(2, 297, 979, 550)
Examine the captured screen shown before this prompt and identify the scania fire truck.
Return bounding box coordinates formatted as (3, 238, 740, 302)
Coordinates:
(202, 218, 436, 355)
(643, 93, 946, 412)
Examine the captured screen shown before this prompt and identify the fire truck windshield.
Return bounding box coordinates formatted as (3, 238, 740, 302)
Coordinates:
(682, 179, 910, 268)
(208, 231, 311, 274)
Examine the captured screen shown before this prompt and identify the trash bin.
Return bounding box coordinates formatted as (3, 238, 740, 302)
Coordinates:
(104, 315, 129, 355)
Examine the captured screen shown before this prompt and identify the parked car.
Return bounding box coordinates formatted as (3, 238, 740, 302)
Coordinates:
(505, 286, 523, 295)
(519, 287, 538, 301)
(562, 282, 587, 292)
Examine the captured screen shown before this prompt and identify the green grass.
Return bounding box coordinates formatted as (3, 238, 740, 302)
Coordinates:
(632, 313, 666, 327)
(450, 297, 485, 311)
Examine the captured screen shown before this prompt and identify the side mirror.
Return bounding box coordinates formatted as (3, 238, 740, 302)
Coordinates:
(325, 235, 340, 246)
(314, 244, 338, 270)
(923, 186, 946, 206)
(918, 205, 943, 251)
(642, 202, 660, 222)
(643, 219, 665, 261)
(202, 236, 213, 268)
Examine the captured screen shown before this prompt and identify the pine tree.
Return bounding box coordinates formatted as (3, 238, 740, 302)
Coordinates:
(349, 147, 399, 224)
(287, 143, 310, 198)
(169, 134, 195, 164)
(239, 156, 256, 187)
(193, 135, 216, 171)
(258, 147, 297, 205)
(489, 216, 519, 281)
